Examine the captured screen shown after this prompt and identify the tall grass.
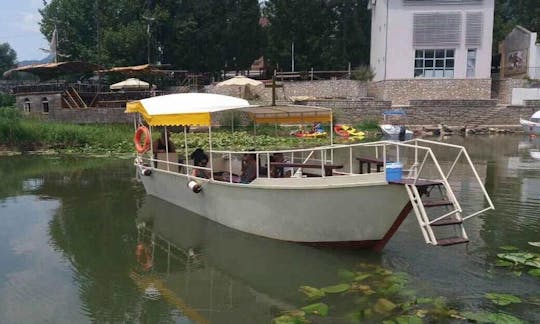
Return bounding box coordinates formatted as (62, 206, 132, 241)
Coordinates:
(0, 107, 133, 152)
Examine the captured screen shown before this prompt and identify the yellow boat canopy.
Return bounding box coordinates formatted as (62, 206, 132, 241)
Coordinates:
(125, 93, 332, 126)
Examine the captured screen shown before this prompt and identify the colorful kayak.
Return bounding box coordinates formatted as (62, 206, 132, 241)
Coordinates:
(334, 124, 365, 138)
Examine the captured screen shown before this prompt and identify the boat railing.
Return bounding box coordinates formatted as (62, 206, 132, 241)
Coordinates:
(143, 140, 494, 221)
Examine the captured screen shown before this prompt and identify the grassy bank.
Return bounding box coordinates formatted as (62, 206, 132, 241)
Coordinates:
(0, 107, 380, 154)
(0, 107, 134, 153)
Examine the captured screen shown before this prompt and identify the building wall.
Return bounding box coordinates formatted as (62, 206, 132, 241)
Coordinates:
(16, 93, 62, 117)
(369, 0, 389, 81)
(368, 79, 491, 105)
(500, 26, 533, 78)
(15, 92, 131, 124)
(370, 0, 494, 81)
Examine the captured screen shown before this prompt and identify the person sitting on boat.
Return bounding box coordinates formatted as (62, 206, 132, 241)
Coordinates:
(153, 129, 184, 170)
(240, 153, 257, 183)
(153, 129, 175, 153)
(312, 122, 324, 134)
(190, 148, 211, 179)
(270, 152, 292, 178)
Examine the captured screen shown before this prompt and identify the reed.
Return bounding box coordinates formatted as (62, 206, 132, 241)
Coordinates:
(0, 107, 133, 152)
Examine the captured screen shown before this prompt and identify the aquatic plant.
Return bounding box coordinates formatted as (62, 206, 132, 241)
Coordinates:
(495, 244, 540, 279)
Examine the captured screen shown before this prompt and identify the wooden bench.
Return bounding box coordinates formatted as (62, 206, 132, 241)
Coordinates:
(356, 157, 384, 174)
(269, 162, 343, 176)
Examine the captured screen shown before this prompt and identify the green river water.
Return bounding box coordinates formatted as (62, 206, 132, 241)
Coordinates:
(0, 135, 539, 323)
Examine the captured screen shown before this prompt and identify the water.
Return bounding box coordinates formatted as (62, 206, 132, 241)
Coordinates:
(0, 135, 539, 323)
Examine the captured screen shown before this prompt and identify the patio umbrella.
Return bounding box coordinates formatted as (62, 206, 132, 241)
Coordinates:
(216, 76, 263, 99)
(110, 78, 151, 90)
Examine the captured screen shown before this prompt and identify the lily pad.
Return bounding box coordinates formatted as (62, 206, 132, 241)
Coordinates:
(299, 286, 325, 300)
(373, 298, 397, 314)
(301, 302, 329, 316)
(272, 313, 308, 324)
(500, 245, 519, 251)
(338, 269, 355, 281)
(461, 311, 493, 323)
(485, 293, 522, 306)
(497, 253, 536, 266)
(394, 315, 423, 324)
(529, 242, 540, 247)
(321, 283, 350, 294)
(524, 257, 540, 269)
(528, 268, 540, 277)
(353, 273, 372, 282)
(495, 260, 514, 267)
(488, 313, 524, 324)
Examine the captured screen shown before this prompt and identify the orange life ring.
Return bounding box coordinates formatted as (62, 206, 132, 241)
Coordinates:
(134, 126, 151, 154)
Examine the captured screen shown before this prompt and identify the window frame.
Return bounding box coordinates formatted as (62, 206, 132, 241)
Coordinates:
(414, 48, 455, 79)
(466, 48, 477, 78)
(42, 97, 50, 114)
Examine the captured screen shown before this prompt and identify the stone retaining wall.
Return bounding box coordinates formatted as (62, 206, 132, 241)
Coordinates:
(299, 98, 392, 124)
(300, 98, 537, 127)
(208, 79, 368, 102)
(491, 78, 531, 104)
(51, 107, 131, 124)
(368, 79, 492, 105)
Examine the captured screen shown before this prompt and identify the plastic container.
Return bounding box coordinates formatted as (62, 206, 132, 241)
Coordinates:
(385, 162, 403, 182)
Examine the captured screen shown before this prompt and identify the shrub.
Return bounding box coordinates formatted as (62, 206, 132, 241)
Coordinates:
(0, 93, 15, 107)
(350, 66, 375, 81)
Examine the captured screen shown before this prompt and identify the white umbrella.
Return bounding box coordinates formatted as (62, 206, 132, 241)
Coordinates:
(216, 76, 263, 99)
(216, 75, 263, 87)
(110, 78, 151, 90)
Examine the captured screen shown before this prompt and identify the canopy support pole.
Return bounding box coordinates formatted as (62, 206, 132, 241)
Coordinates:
(164, 126, 170, 171)
(184, 126, 188, 175)
(209, 125, 214, 180)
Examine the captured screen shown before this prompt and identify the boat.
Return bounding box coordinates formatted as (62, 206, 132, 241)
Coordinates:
(333, 124, 365, 139)
(125, 93, 494, 250)
(520, 110, 540, 136)
(379, 109, 413, 139)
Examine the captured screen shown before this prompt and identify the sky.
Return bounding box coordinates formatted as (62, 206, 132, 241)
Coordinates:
(0, 0, 48, 62)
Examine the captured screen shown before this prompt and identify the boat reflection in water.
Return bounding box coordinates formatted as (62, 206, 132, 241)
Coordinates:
(518, 136, 540, 161)
(133, 196, 368, 323)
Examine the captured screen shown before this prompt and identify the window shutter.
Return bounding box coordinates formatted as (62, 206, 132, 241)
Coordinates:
(413, 13, 461, 47)
(466, 12, 483, 47)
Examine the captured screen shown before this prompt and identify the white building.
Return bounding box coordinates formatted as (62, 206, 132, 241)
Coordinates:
(368, 0, 495, 104)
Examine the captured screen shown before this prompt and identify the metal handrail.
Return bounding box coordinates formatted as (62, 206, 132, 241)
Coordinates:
(142, 139, 495, 221)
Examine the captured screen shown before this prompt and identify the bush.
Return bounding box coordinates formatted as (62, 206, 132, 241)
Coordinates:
(350, 66, 375, 81)
(0, 93, 15, 107)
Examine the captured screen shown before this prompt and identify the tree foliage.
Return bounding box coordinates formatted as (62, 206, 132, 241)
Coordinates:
(39, 0, 540, 73)
(0, 43, 17, 76)
(39, 0, 263, 73)
(494, 0, 540, 50)
(264, 0, 370, 71)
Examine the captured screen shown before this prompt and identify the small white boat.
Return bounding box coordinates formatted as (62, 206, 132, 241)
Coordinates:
(125, 93, 493, 250)
(520, 110, 540, 135)
(379, 109, 413, 139)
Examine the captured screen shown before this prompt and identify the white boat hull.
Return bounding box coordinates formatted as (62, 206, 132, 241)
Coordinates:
(520, 118, 540, 135)
(380, 124, 414, 137)
(138, 169, 410, 247)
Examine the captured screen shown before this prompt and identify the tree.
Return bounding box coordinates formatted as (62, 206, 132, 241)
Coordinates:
(0, 43, 17, 76)
(493, 0, 540, 52)
(264, 0, 370, 72)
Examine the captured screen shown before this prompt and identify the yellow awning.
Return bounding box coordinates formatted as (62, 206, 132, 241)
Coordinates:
(125, 93, 333, 126)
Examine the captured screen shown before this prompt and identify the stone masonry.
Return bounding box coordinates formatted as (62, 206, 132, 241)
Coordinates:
(368, 79, 492, 105)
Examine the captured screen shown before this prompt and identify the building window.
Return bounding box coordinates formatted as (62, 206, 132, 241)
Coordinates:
(23, 98, 31, 114)
(467, 49, 477, 78)
(42, 97, 49, 114)
(414, 49, 455, 78)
